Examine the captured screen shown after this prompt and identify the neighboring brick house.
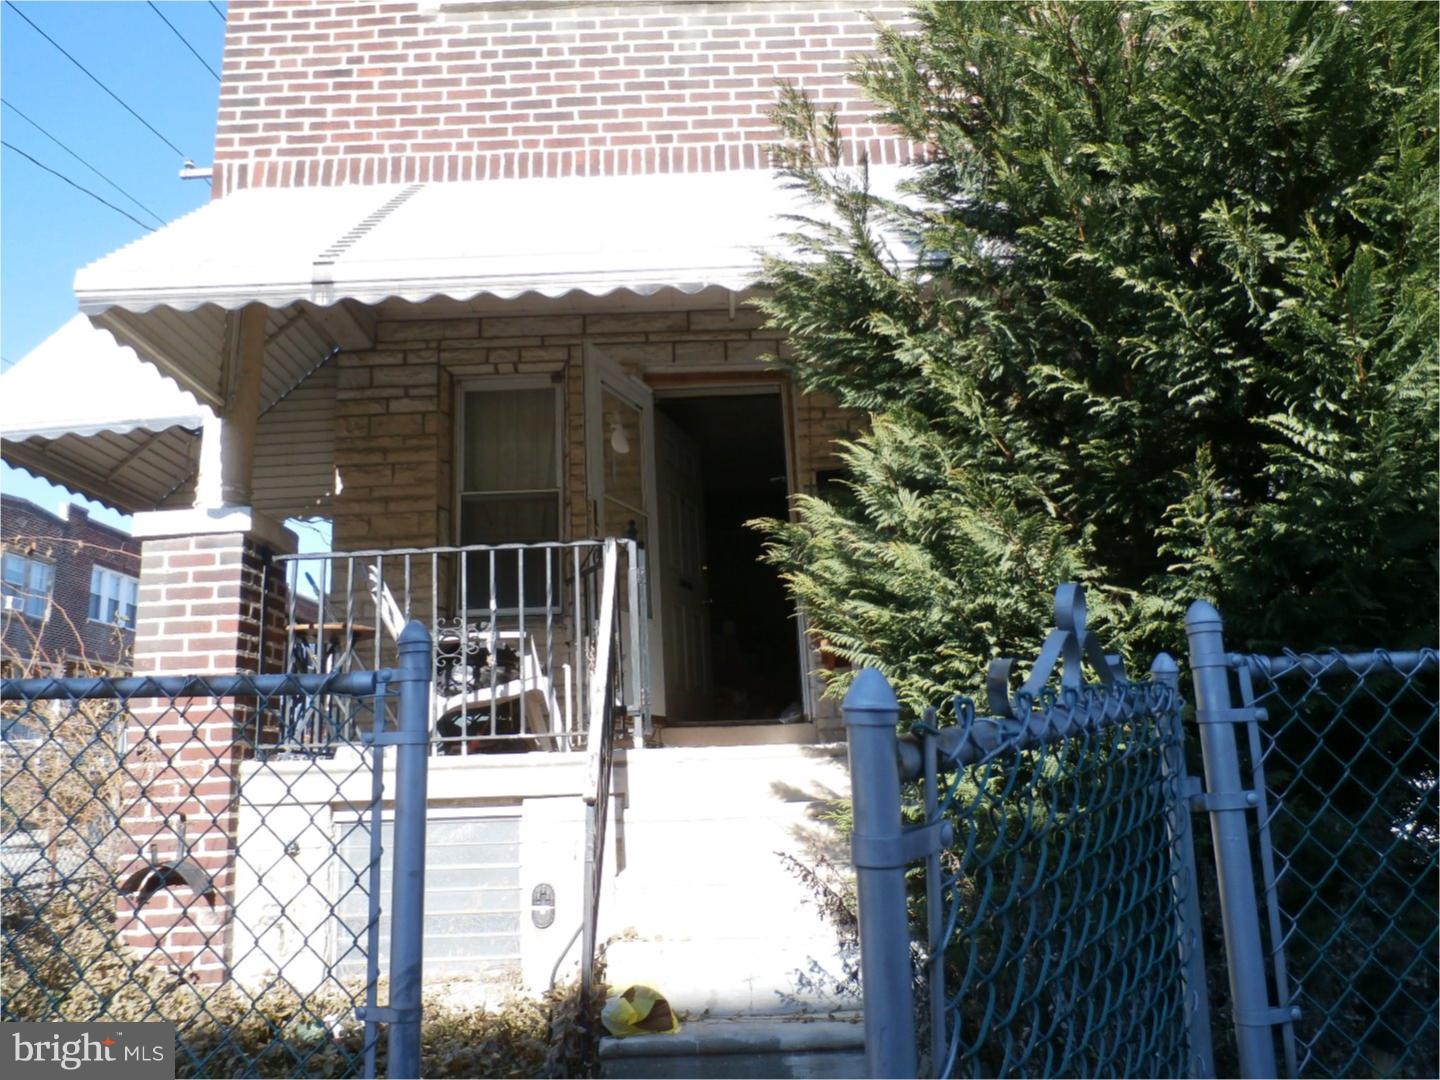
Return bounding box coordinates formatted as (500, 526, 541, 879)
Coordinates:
(0, 495, 141, 675)
(11, 0, 919, 999)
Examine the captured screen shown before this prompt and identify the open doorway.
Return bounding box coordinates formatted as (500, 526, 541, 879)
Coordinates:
(654, 391, 802, 725)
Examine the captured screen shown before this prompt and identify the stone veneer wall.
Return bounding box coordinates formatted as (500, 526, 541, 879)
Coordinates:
(331, 303, 857, 552)
(331, 302, 859, 733)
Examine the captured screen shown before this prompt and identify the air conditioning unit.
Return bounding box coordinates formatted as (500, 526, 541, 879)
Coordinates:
(1, 596, 22, 613)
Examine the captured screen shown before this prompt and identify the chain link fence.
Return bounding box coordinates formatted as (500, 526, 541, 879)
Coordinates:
(844, 586, 1212, 1078)
(848, 587, 1436, 1079)
(1203, 639, 1438, 1078)
(1, 655, 431, 1079)
(914, 680, 1207, 1077)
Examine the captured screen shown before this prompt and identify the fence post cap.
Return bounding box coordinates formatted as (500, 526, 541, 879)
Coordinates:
(397, 619, 431, 650)
(1185, 599, 1223, 629)
(844, 667, 899, 721)
(1149, 652, 1179, 676)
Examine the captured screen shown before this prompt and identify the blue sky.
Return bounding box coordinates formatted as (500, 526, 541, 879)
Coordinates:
(1, 1, 225, 528)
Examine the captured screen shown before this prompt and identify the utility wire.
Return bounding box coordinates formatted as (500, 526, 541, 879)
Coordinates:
(2, 99, 166, 227)
(2, 140, 157, 233)
(208, 2, 225, 22)
(4, 1, 189, 161)
(148, 2, 219, 81)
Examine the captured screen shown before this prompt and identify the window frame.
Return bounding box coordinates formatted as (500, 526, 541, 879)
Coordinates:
(88, 565, 139, 628)
(453, 376, 565, 614)
(1, 551, 54, 621)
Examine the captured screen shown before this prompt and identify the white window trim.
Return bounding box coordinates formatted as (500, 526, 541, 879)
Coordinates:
(2, 551, 54, 621)
(88, 565, 139, 628)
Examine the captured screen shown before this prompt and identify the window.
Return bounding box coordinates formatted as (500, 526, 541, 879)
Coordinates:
(457, 383, 562, 611)
(88, 567, 139, 627)
(334, 814, 522, 979)
(2, 553, 53, 620)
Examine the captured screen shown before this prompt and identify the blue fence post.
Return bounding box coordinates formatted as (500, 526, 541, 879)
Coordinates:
(1185, 601, 1279, 1079)
(388, 620, 432, 1078)
(844, 668, 919, 1079)
(1151, 651, 1216, 1078)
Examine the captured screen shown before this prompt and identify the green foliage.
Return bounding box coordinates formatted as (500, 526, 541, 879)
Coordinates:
(756, 1, 1438, 707)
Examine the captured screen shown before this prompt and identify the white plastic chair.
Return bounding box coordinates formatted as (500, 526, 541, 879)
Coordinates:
(367, 565, 566, 741)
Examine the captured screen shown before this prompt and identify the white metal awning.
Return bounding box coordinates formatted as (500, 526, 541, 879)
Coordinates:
(73, 168, 912, 407)
(1, 316, 337, 516)
(0, 316, 208, 511)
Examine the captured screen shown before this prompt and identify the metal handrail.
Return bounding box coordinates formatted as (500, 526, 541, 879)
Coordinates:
(580, 539, 620, 1001)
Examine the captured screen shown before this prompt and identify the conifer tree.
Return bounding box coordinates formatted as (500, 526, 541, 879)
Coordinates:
(757, 1, 1438, 707)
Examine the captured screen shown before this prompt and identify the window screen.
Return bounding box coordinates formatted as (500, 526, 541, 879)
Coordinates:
(458, 386, 562, 611)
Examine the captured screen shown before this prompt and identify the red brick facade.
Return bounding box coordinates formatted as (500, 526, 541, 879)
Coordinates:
(118, 528, 293, 982)
(215, 0, 913, 194)
(0, 495, 140, 674)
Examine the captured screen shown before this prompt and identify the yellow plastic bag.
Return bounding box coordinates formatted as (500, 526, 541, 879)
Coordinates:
(601, 984, 680, 1037)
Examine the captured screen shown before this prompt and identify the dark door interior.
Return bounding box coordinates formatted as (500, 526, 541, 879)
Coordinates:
(655, 393, 801, 723)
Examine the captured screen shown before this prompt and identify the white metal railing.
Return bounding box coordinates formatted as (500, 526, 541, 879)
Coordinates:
(269, 539, 648, 753)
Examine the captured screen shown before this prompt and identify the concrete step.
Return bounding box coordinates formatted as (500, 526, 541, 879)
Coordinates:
(656, 722, 818, 748)
(602, 936, 855, 1018)
(599, 1016, 866, 1079)
(600, 742, 857, 1021)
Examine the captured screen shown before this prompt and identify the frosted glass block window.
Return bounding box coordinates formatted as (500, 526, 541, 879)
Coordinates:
(334, 815, 522, 979)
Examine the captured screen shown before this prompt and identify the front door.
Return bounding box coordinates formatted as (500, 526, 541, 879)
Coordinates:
(656, 410, 711, 720)
(584, 344, 665, 717)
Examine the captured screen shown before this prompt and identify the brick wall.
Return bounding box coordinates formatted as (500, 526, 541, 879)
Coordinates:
(0, 496, 140, 674)
(215, 0, 914, 193)
(118, 529, 293, 981)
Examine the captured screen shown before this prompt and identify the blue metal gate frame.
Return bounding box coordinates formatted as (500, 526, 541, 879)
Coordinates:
(845, 586, 1212, 1078)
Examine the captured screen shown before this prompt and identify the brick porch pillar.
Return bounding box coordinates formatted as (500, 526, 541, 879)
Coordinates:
(115, 508, 295, 984)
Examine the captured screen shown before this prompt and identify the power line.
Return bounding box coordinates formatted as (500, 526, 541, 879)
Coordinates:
(208, 2, 225, 22)
(148, 2, 219, 82)
(4, 1, 189, 161)
(2, 140, 157, 234)
(2, 99, 166, 227)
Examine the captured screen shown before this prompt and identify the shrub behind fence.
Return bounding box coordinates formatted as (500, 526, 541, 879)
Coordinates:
(847, 587, 1437, 1079)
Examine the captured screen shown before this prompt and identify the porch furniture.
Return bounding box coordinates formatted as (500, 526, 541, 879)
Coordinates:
(366, 566, 567, 746)
(288, 621, 376, 674)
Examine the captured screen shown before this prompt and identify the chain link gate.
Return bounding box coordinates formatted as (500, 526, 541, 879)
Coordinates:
(1187, 602, 1438, 1079)
(845, 586, 1212, 1078)
(1, 622, 434, 1079)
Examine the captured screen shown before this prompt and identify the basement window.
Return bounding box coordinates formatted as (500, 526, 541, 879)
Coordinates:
(334, 813, 522, 980)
